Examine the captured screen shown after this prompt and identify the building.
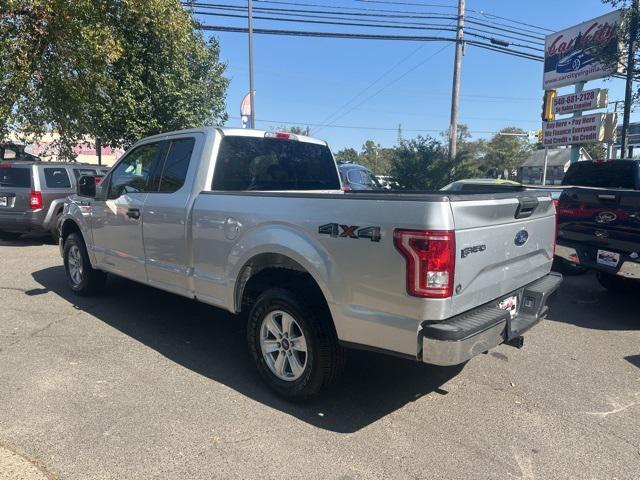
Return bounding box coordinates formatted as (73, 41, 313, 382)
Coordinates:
(519, 147, 591, 185)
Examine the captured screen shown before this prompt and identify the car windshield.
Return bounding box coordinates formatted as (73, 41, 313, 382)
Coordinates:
(562, 162, 637, 189)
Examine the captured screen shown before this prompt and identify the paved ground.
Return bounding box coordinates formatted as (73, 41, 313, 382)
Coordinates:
(0, 236, 639, 480)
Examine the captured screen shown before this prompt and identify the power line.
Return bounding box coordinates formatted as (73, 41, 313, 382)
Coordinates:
(196, 24, 544, 61)
(187, 3, 544, 47)
(186, 1, 546, 43)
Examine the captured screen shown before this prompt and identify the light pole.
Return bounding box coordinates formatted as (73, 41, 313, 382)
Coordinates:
(448, 0, 465, 162)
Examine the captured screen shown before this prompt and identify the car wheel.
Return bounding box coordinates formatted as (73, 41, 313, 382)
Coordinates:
(247, 287, 345, 400)
(0, 231, 22, 241)
(552, 258, 587, 276)
(63, 233, 106, 296)
(596, 272, 637, 293)
(572, 58, 581, 70)
(50, 210, 62, 243)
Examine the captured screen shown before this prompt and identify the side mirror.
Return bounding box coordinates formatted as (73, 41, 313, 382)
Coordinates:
(77, 175, 97, 198)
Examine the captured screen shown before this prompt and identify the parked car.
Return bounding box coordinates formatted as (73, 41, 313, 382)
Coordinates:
(556, 47, 596, 73)
(556, 159, 640, 291)
(337, 162, 382, 190)
(59, 127, 561, 399)
(441, 178, 522, 192)
(0, 161, 108, 241)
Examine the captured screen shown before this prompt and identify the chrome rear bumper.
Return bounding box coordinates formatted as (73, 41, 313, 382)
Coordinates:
(419, 273, 562, 366)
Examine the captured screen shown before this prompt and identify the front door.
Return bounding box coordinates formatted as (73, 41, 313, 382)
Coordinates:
(91, 141, 164, 283)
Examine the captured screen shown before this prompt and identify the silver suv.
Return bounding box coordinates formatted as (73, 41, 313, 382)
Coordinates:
(0, 161, 108, 241)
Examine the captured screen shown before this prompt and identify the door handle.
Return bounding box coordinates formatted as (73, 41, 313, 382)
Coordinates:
(126, 208, 141, 219)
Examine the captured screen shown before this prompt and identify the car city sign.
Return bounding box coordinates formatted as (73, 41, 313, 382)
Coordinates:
(543, 10, 623, 90)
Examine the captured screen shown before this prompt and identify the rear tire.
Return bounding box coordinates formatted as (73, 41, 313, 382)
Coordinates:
(0, 231, 22, 241)
(596, 272, 638, 293)
(63, 233, 106, 296)
(247, 287, 345, 400)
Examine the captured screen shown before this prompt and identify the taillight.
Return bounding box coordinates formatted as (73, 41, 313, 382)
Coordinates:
(265, 132, 297, 141)
(394, 229, 455, 298)
(29, 191, 43, 210)
(341, 185, 352, 192)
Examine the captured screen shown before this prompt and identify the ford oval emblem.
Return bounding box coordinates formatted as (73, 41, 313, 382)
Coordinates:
(514, 230, 529, 247)
(595, 211, 617, 224)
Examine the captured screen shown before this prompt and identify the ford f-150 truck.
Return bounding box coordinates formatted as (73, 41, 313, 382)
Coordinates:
(59, 127, 561, 399)
(556, 159, 640, 290)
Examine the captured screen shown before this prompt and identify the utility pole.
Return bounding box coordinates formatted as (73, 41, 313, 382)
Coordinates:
(248, 0, 256, 129)
(448, 0, 465, 161)
(621, 0, 639, 158)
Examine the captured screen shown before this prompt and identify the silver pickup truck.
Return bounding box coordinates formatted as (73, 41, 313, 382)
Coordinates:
(59, 127, 561, 399)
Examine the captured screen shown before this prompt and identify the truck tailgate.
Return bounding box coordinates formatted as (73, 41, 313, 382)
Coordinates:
(449, 194, 555, 316)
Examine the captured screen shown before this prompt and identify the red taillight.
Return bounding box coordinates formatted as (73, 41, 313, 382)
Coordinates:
(95, 176, 102, 185)
(394, 229, 455, 298)
(341, 185, 352, 192)
(29, 191, 43, 210)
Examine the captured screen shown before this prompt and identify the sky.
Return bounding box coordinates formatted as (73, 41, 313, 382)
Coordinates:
(193, 0, 635, 151)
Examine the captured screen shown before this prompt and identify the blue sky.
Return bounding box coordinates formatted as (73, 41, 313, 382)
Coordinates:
(194, 0, 633, 151)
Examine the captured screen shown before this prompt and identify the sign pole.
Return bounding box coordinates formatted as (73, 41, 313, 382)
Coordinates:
(621, 0, 639, 158)
(542, 147, 548, 185)
(570, 82, 586, 164)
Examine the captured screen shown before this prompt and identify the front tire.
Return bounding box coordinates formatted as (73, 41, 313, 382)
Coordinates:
(247, 287, 345, 400)
(63, 233, 106, 296)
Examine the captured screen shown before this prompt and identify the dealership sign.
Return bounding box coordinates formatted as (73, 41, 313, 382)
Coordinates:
(543, 11, 623, 89)
(542, 113, 617, 147)
(553, 88, 608, 114)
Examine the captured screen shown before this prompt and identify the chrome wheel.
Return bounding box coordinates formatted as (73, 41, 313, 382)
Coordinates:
(260, 310, 308, 381)
(67, 245, 84, 286)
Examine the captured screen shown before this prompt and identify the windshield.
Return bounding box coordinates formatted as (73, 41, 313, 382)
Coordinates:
(562, 162, 638, 189)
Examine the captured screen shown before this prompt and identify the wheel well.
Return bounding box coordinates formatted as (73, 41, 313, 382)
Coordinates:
(236, 253, 329, 315)
(60, 219, 82, 243)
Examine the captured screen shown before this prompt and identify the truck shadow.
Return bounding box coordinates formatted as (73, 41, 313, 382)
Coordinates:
(546, 273, 639, 331)
(31, 265, 463, 434)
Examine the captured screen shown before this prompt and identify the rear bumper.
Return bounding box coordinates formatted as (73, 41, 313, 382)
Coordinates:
(0, 210, 46, 233)
(556, 243, 640, 280)
(419, 272, 562, 366)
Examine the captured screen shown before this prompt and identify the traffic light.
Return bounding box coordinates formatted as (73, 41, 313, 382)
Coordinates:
(537, 129, 543, 143)
(541, 90, 556, 122)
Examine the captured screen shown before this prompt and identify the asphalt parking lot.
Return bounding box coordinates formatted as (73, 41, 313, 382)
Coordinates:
(0, 237, 639, 480)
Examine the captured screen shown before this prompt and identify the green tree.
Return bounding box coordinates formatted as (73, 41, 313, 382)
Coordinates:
(272, 125, 311, 135)
(482, 127, 532, 179)
(1, 0, 228, 159)
(334, 147, 358, 164)
(582, 142, 606, 160)
(389, 136, 478, 190)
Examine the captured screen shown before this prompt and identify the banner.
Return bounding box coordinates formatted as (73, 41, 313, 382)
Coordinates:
(553, 88, 608, 114)
(543, 11, 623, 89)
(542, 113, 617, 147)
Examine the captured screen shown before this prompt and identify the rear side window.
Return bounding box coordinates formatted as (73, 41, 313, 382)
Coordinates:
(44, 167, 71, 188)
(158, 138, 195, 193)
(212, 137, 340, 191)
(562, 162, 637, 189)
(72, 168, 97, 180)
(0, 166, 31, 188)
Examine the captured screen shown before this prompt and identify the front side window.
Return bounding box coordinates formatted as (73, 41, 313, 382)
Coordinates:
(158, 138, 195, 193)
(108, 143, 162, 199)
(212, 137, 340, 191)
(44, 167, 71, 188)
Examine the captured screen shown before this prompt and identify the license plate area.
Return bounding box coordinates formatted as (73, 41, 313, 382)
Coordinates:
(597, 249, 620, 268)
(498, 294, 518, 319)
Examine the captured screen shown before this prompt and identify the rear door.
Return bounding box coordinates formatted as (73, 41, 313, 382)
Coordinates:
(0, 164, 34, 225)
(449, 193, 556, 316)
(142, 135, 199, 295)
(91, 142, 165, 282)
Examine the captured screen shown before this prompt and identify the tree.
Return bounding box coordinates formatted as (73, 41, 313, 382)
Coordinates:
(272, 125, 310, 135)
(334, 147, 358, 164)
(389, 136, 478, 190)
(0, 0, 228, 159)
(583, 142, 606, 160)
(481, 127, 532, 179)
